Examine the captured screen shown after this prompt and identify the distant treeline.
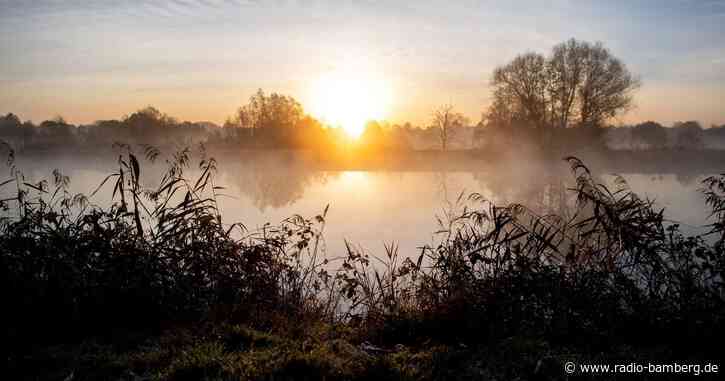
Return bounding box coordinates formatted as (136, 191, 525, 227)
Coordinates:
(1, 39, 724, 154)
(607, 120, 725, 150)
(0, 100, 480, 153)
(2, 107, 723, 154)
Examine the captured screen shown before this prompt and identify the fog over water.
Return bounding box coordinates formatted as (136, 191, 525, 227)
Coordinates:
(5, 151, 715, 257)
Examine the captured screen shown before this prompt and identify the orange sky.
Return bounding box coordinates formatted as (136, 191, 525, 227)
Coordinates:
(1, 1, 724, 127)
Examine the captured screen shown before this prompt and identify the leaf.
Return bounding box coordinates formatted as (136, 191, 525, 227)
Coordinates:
(129, 153, 140, 184)
(90, 174, 119, 197)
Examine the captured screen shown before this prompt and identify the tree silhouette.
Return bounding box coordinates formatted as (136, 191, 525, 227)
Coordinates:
(674, 121, 704, 150)
(491, 53, 549, 130)
(225, 89, 306, 147)
(432, 105, 468, 151)
(487, 39, 640, 135)
(39, 116, 75, 144)
(227, 90, 302, 131)
(631, 121, 667, 149)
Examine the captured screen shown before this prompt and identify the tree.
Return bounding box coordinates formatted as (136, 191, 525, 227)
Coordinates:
(576, 42, 640, 127)
(631, 121, 667, 149)
(360, 121, 385, 147)
(548, 40, 588, 129)
(227, 89, 303, 134)
(124, 107, 176, 130)
(121, 107, 178, 145)
(674, 121, 704, 150)
(0, 113, 28, 149)
(39, 116, 76, 143)
(0, 113, 21, 130)
(224, 89, 306, 147)
(432, 105, 468, 151)
(491, 53, 549, 129)
(487, 39, 640, 134)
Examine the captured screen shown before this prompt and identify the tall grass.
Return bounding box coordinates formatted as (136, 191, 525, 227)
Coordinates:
(1, 143, 723, 357)
(319, 157, 725, 349)
(1, 143, 330, 347)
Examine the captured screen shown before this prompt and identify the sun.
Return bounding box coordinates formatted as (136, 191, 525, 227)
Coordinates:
(308, 68, 392, 138)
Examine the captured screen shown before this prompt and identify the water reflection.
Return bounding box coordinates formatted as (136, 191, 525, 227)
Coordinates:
(1, 152, 716, 256)
(229, 161, 336, 211)
(471, 162, 574, 219)
(339, 171, 369, 189)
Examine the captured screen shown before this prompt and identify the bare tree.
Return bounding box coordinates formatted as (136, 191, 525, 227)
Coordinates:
(491, 53, 549, 129)
(487, 39, 640, 132)
(432, 105, 468, 151)
(576, 41, 640, 126)
(547, 39, 587, 128)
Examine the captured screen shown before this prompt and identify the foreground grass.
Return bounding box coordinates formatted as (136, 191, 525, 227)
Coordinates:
(2, 144, 724, 379)
(12, 322, 707, 381)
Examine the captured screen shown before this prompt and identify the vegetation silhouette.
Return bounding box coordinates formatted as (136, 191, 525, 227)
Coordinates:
(0, 42, 721, 158)
(3, 142, 724, 379)
(431, 105, 469, 152)
(1, 68, 723, 157)
(2, 37, 725, 379)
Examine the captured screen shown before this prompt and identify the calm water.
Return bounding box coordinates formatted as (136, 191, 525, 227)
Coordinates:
(4, 152, 716, 257)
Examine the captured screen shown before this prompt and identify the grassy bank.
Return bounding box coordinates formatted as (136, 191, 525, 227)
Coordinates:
(15, 323, 704, 380)
(2, 144, 724, 379)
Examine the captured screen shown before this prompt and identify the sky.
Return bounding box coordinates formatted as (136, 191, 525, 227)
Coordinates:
(1, 0, 724, 127)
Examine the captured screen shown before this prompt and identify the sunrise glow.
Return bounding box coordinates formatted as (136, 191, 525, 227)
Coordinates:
(308, 68, 392, 138)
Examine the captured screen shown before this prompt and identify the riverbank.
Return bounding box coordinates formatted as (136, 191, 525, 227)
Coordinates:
(3, 150, 724, 380)
(14, 323, 709, 380)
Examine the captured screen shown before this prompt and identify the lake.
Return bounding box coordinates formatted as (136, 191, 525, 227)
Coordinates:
(3, 150, 718, 258)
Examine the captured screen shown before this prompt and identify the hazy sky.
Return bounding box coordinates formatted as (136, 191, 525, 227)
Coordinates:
(1, 0, 724, 126)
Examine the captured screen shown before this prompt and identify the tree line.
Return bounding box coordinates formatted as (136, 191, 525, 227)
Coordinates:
(608, 120, 725, 150)
(0, 97, 479, 153)
(1, 39, 723, 153)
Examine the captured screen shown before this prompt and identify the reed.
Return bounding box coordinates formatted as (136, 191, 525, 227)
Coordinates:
(3, 143, 724, 379)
